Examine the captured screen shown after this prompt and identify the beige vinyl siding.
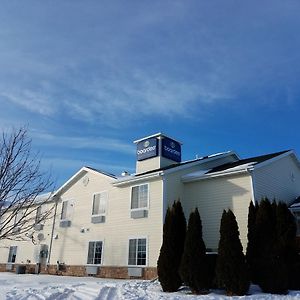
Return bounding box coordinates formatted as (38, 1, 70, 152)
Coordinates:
(183, 173, 252, 251)
(136, 157, 161, 174)
(105, 178, 163, 267)
(164, 165, 201, 208)
(50, 172, 115, 266)
(164, 154, 240, 212)
(253, 155, 300, 205)
(51, 172, 163, 267)
(0, 202, 56, 265)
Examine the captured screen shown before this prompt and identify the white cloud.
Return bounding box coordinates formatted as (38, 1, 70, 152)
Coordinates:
(32, 131, 134, 155)
(1, 90, 55, 116)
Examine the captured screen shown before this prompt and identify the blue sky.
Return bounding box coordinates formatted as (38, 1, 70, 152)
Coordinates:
(1, 1, 300, 188)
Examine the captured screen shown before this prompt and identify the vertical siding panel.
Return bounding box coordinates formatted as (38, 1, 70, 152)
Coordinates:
(183, 174, 252, 251)
(254, 155, 300, 204)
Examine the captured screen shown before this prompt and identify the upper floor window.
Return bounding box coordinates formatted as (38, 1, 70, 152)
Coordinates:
(8, 246, 17, 263)
(60, 200, 74, 227)
(61, 200, 75, 220)
(61, 201, 68, 220)
(131, 184, 148, 210)
(92, 192, 107, 216)
(128, 238, 147, 266)
(87, 241, 103, 265)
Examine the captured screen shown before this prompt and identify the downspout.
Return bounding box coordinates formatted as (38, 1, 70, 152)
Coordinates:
(47, 196, 59, 266)
(162, 174, 166, 224)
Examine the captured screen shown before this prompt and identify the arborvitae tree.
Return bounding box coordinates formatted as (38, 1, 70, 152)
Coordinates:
(246, 200, 258, 284)
(275, 202, 297, 260)
(180, 208, 209, 293)
(157, 201, 186, 292)
(216, 209, 250, 296)
(275, 202, 298, 290)
(173, 200, 187, 271)
(246, 201, 259, 283)
(255, 199, 289, 294)
(255, 198, 275, 256)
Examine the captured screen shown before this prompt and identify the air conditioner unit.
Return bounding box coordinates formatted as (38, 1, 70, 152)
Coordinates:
(86, 265, 98, 275)
(91, 216, 105, 224)
(131, 210, 148, 219)
(128, 267, 142, 277)
(59, 220, 71, 228)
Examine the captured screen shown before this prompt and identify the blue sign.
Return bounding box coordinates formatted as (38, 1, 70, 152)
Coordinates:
(137, 138, 158, 161)
(162, 138, 181, 162)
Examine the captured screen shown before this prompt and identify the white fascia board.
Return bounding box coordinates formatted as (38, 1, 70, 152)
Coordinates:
(113, 172, 163, 186)
(182, 168, 249, 183)
(114, 151, 239, 186)
(252, 150, 297, 170)
(290, 203, 300, 209)
(133, 132, 182, 144)
(163, 151, 239, 176)
(181, 169, 211, 181)
(54, 167, 89, 197)
(133, 132, 162, 144)
(54, 166, 117, 197)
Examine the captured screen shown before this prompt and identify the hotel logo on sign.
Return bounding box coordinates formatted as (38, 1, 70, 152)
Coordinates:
(162, 138, 181, 162)
(136, 138, 158, 161)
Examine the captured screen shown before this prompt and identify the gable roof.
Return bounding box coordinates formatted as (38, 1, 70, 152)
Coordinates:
(182, 150, 292, 182)
(134, 151, 239, 177)
(54, 166, 117, 197)
(114, 151, 240, 186)
(206, 150, 290, 174)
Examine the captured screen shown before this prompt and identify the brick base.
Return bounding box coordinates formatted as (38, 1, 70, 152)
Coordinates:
(0, 263, 157, 280)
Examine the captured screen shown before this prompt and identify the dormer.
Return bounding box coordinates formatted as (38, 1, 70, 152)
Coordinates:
(134, 133, 182, 174)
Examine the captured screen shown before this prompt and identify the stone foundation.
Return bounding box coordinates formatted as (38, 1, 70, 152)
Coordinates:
(0, 263, 157, 280)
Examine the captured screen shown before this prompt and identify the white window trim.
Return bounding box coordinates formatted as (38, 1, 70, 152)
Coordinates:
(86, 240, 104, 266)
(130, 183, 150, 212)
(91, 191, 108, 217)
(127, 236, 148, 267)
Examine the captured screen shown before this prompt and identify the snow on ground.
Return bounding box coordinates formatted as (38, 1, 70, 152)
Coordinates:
(0, 272, 300, 300)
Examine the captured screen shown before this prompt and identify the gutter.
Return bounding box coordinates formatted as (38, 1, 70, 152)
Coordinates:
(113, 172, 163, 186)
(248, 169, 256, 205)
(182, 168, 250, 183)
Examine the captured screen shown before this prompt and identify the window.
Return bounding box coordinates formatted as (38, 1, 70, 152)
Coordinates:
(8, 246, 17, 263)
(60, 200, 74, 227)
(35, 206, 42, 224)
(131, 184, 148, 210)
(61, 201, 68, 220)
(92, 192, 107, 216)
(87, 241, 103, 264)
(128, 238, 147, 266)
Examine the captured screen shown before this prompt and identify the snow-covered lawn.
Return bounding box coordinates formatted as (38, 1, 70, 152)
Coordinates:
(0, 272, 300, 299)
